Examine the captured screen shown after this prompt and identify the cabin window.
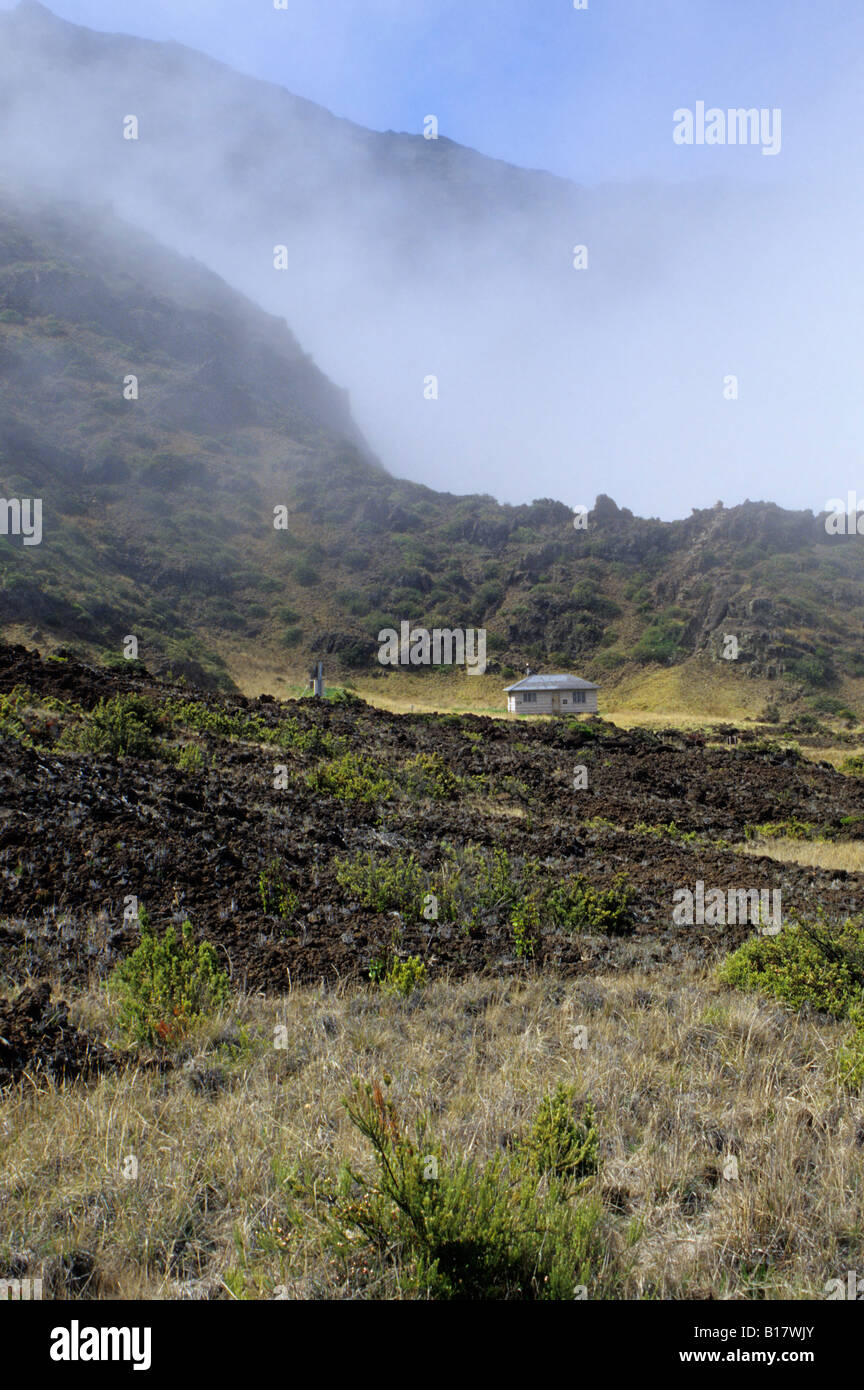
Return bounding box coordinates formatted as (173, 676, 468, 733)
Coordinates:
(574, 691, 586, 704)
(522, 692, 537, 703)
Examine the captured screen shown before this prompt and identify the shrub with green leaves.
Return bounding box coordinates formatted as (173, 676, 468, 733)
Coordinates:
(335, 1081, 607, 1300)
(719, 916, 864, 1019)
(335, 845, 635, 935)
(0, 685, 54, 744)
(720, 916, 864, 1091)
(544, 872, 636, 935)
(306, 751, 393, 804)
(517, 1087, 599, 1188)
(402, 752, 461, 800)
(174, 742, 204, 772)
(336, 851, 426, 914)
(165, 697, 270, 743)
(74, 694, 160, 758)
(382, 955, 427, 997)
(109, 912, 229, 1047)
(633, 820, 698, 844)
(511, 895, 539, 959)
(258, 861, 299, 921)
(633, 613, 687, 664)
(274, 716, 325, 753)
(744, 819, 817, 842)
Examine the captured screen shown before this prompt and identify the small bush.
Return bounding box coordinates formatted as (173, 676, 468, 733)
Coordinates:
(74, 694, 160, 758)
(258, 861, 299, 921)
(719, 916, 864, 1020)
(306, 752, 393, 804)
(109, 912, 229, 1047)
(336, 851, 425, 914)
(633, 614, 686, 664)
(336, 1081, 607, 1300)
(721, 915, 864, 1091)
(166, 698, 268, 742)
(511, 895, 539, 959)
(0, 686, 36, 743)
(744, 819, 817, 842)
(545, 872, 636, 935)
(382, 956, 427, 997)
(517, 1087, 599, 1188)
(174, 742, 204, 772)
(402, 752, 460, 800)
(335, 846, 635, 935)
(789, 654, 835, 688)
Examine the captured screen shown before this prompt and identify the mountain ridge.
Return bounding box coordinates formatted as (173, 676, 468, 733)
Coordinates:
(1, 185, 863, 715)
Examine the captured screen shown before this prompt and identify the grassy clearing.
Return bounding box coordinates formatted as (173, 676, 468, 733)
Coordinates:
(739, 838, 864, 874)
(2, 962, 863, 1299)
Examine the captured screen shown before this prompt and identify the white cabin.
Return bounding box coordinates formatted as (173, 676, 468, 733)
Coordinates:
(504, 673, 600, 716)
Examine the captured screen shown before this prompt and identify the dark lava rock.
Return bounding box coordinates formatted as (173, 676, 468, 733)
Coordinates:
(0, 980, 115, 1089)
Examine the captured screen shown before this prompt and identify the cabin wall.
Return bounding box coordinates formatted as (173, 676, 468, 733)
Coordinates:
(508, 690, 598, 715)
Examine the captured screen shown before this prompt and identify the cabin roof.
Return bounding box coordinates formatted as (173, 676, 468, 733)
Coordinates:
(503, 674, 601, 692)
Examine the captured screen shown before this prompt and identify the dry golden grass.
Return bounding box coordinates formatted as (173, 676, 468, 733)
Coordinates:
(2, 962, 863, 1300)
(798, 745, 864, 772)
(739, 837, 864, 874)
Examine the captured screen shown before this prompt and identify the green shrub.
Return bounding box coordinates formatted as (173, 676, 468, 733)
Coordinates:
(306, 752, 393, 804)
(719, 916, 864, 1020)
(174, 742, 204, 772)
(789, 654, 834, 688)
(517, 1087, 599, 1188)
(258, 860, 299, 921)
(382, 956, 427, 997)
(0, 686, 33, 742)
(325, 687, 363, 706)
(109, 912, 229, 1047)
(336, 1081, 607, 1300)
(720, 916, 864, 1091)
(166, 697, 270, 743)
(545, 872, 636, 935)
(744, 819, 817, 841)
(402, 752, 461, 800)
(841, 753, 864, 776)
(633, 820, 698, 843)
(335, 846, 635, 935)
(511, 895, 539, 959)
(336, 851, 426, 914)
(633, 614, 687, 664)
(74, 694, 160, 758)
(274, 716, 323, 752)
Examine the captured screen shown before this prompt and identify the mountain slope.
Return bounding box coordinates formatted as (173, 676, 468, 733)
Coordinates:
(2, 187, 864, 710)
(0, 189, 379, 686)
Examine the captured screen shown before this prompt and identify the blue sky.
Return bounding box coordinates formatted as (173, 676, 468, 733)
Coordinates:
(18, 0, 863, 184)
